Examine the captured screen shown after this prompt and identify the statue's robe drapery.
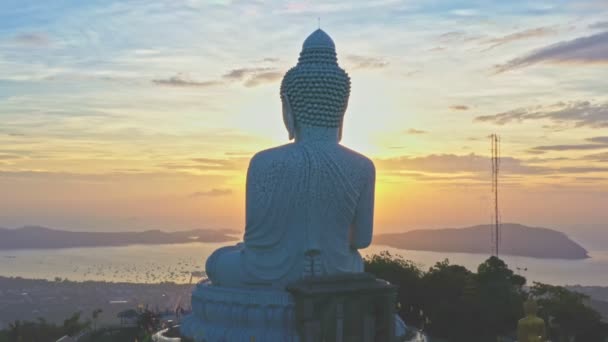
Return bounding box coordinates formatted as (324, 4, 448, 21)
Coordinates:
(207, 139, 374, 288)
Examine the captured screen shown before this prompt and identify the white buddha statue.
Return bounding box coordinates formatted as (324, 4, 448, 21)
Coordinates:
(205, 29, 375, 289)
(180, 29, 399, 342)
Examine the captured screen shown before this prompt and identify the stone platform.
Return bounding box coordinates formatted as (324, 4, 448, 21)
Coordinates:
(288, 273, 401, 342)
(180, 280, 299, 341)
(180, 274, 406, 342)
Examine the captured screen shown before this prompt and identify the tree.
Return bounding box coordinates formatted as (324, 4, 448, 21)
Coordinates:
(420, 259, 477, 341)
(531, 282, 608, 341)
(4, 313, 90, 342)
(92, 308, 103, 331)
(137, 309, 161, 342)
(364, 251, 424, 327)
(475, 257, 526, 341)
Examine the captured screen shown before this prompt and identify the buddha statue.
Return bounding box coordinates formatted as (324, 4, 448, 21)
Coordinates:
(181, 29, 401, 342)
(205, 28, 375, 289)
(517, 300, 547, 342)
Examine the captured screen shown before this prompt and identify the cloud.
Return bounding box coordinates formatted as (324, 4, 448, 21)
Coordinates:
(485, 27, 557, 50)
(222, 68, 272, 81)
(450, 9, 479, 16)
(405, 128, 427, 135)
(13, 32, 51, 47)
(160, 157, 249, 172)
(438, 31, 466, 42)
(223, 67, 283, 87)
(474, 101, 608, 128)
(449, 105, 470, 111)
(279, 1, 403, 14)
(376, 153, 539, 175)
(244, 71, 283, 87)
(262, 58, 280, 63)
(582, 152, 608, 162)
(189, 188, 232, 197)
(153, 66, 283, 89)
(495, 31, 608, 73)
(152, 74, 221, 87)
(589, 21, 608, 29)
(376, 153, 608, 180)
(587, 136, 608, 144)
(527, 136, 608, 153)
(530, 144, 608, 152)
(345, 55, 389, 69)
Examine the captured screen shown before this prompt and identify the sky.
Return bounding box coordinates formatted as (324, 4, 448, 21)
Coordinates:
(1, 0, 608, 236)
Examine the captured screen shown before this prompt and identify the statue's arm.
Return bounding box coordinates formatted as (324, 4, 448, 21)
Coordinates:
(351, 161, 375, 249)
(244, 153, 270, 239)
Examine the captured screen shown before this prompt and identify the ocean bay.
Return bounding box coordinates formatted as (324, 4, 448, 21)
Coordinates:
(1, 242, 608, 286)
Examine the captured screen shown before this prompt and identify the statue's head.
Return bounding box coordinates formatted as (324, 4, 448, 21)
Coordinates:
(523, 299, 539, 316)
(280, 29, 351, 141)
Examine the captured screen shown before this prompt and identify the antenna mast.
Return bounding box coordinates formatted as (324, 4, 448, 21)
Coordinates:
(490, 134, 501, 257)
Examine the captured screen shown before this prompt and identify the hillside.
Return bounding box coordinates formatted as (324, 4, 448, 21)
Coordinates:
(374, 223, 589, 259)
(0, 226, 238, 250)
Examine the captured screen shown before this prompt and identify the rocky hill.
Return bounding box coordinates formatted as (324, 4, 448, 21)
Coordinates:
(374, 223, 589, 259)
(0, 226, 238, 250)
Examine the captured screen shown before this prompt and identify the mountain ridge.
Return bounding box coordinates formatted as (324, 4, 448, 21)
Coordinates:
(0, 225, 239, 250)
(374, 223, 589, 259)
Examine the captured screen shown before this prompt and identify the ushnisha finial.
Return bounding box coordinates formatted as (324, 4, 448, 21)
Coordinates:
(280, 29, 350, 129)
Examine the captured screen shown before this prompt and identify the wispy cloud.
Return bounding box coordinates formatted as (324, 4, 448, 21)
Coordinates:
(587, 136, 608, 144)
(530, 144, 608, 152)
(376, 153, 539, 175)
(449, 8, 479, 17)
(345, 55, 389, 69)
(243, 71, 283, 87)
(475, 101, 608, 128)
(495, 31, 608, 73)
(152, 74, 221, 87)
(449, 105, 470, 111)
(405, 128, 427, 135)
(0, 154, 20, 160)
(160, 157, 248, 172)
(377, 153, 608, 179)
(222, 68, 273, 81)
(528, 136, 608, 153)
(583, 152, 608, 162)
(484, 26, 557, 50)
(589, 21, 608, 29)
(12, 32, 51, 47)
(223, 67, 283, 87)
(189, 188, 232, 197)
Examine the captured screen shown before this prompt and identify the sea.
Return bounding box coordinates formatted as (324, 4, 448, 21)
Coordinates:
(1, 242, 608, 286)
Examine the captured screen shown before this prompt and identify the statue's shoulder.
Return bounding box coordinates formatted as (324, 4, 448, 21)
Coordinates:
(248, 144, 297, 170)
(338, 145, 375, 174)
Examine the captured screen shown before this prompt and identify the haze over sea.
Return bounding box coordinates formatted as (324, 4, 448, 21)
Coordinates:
(2, 239, 608, 286)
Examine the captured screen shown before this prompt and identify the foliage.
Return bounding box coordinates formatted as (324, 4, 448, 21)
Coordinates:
(364, 251, 424, 326)
(530, 282, 608, 342)
(80, 326, 139, 342)
(420, 259, 476, 341)
(365, 252, 608, 342)
(3, 312, 90, 342)
(475, 256, 526, 340)
(91, 308, 103, 331)
(136, 308, 162, 342)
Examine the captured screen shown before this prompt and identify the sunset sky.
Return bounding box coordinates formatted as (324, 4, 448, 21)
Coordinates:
(1, 0, 608, 235)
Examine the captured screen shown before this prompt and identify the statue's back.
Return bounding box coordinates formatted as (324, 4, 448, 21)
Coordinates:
(243, 141, 374, 281)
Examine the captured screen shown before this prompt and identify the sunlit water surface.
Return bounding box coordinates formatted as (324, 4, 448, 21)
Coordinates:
(1, 242, 607, 286)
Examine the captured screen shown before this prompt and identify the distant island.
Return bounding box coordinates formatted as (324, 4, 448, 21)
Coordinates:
(0, 224, 589, 259)
(374, 223, 589, 260)
(0, 226, 239, 250)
